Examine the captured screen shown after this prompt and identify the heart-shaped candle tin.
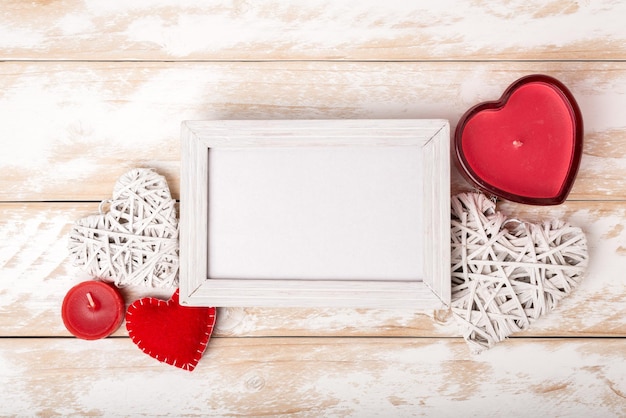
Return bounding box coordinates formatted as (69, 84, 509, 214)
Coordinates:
(455, 74, 583, 205)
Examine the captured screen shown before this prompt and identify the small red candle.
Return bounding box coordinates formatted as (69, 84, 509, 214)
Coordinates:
(62, 281, 125, 340)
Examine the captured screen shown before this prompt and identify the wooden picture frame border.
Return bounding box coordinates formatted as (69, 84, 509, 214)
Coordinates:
(180, 119, 450, 309)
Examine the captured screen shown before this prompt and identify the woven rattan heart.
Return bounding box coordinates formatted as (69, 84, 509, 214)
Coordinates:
(68, 168, 179, 287)
(450, 192, 588, 352)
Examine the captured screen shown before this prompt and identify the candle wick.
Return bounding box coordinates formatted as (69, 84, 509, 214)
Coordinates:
(513, 139, 524, 148)
(86, 292, 96, 309)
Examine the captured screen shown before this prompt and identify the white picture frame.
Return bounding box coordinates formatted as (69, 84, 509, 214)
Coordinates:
(180, 119, 450, 309)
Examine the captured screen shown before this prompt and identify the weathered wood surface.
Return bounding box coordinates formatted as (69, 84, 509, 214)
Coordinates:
(1, 0, 625, 416)
(0, 338, 625, 417)
(1, 61, 625, 201)
(1, 0, 625, 61)
(1, 201, 624, 338)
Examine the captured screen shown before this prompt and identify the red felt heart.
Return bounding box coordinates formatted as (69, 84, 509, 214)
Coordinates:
(455, 74, 583, 205)
(126, 289, 216, 371)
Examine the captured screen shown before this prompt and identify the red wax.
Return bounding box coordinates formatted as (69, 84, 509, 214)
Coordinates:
(455, 74, 583, 205)
(61, 281, 125, 340)
(462, 83, 574, 198)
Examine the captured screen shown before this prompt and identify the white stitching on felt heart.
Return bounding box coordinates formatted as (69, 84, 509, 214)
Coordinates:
(450, 192, 588, 353)
(68, 168, 179, 287)
(125, 290, 216, 371)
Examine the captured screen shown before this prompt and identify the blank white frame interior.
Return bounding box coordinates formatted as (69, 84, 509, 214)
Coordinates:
(180, 119, 450, 309)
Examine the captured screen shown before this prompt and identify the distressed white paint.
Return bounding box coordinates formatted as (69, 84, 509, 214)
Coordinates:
(1, 62, 626, 201)
(180, 119, 450, 308)
(0, 1, 625, 416)
(0, 338, 625, 416)
(1, 1, 625, 59)
(3, 202, 624, 338)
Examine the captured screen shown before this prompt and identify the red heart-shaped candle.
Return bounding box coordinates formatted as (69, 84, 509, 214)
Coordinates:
(126, 290, 216, 371)
(455, 74, 583, 205)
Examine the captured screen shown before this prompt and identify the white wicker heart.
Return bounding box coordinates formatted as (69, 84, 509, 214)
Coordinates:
(450, 192, 588, 352)
(68, 168, 179, 288)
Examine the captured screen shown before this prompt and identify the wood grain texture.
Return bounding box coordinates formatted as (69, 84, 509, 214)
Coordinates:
(2, 201, 624, 338)
(1, 61, 626, 201)
(0, 0, 624, 61)
(1, 1, 625, 415)
(179, 119, 450, 309)
(1, 338, 625, 417)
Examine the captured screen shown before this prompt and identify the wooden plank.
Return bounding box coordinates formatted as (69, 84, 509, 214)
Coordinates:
(0, 337, 624, 416)
(0, 0, 625, 61)
(1, 61, 626, 201)
(2, 201, 625, 338)
(0, 202, 453, 338)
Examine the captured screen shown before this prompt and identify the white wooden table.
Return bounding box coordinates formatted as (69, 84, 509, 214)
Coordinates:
(1, 1, 625, 416)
